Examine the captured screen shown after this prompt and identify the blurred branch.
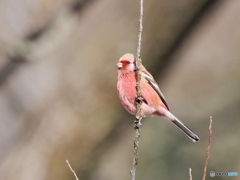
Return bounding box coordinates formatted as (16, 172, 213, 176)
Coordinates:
(130, 1, 143, 180)
(202, 116, 213, 180)
(151, 0, 223, 79)
(26, 24, 51, 41)
(0, 55, 27, 87)
(66, 160, 79, 180)
(25, 0, 93, 41)
(70, 0, 94, 13)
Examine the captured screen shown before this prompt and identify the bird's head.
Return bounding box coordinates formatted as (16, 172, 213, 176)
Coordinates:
(117, 53, 136, 73)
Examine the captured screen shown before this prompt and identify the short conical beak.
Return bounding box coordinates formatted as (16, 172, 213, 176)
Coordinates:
(116, 62, 123, 68)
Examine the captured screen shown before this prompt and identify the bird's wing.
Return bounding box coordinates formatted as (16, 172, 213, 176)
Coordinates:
(141, 71, 169, 110)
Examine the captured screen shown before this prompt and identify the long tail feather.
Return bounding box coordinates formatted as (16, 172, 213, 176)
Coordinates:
(163, 110, 200, 142)
(171, 117, 200, 142)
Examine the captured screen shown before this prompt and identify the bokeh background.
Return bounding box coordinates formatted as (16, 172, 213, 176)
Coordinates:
(0, 0, 239, 180)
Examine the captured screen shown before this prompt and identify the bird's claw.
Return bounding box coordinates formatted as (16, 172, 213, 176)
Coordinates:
(136, 96, 144, 104)
(134, 120, 142, 130)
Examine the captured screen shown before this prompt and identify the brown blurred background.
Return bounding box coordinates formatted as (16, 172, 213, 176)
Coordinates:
(0, 0, 239, 180)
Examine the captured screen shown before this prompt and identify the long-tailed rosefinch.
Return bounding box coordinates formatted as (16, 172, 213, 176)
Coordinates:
(117, 53, 200, 142)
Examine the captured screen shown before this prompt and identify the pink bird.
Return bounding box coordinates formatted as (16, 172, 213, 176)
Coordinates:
(117, 53, 200, 142)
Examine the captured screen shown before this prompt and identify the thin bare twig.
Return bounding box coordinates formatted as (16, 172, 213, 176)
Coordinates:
(66, 160, 79, 180)
(130, 1, 144, 180)
(202, 116, 213, 180)
(137, 0, 143, 60)
(189, 168, 193, 180)
(130, 123, 141, 180)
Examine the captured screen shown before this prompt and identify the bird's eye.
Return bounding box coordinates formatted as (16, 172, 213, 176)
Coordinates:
(120, 60, 131, 65)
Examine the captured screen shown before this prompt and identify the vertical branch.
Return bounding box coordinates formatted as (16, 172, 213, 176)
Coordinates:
(135, 0, 143, 125)
(130, 126, 141, 180)
(137, 0, 143, 60)
(202, 116, 213, 180)
(130, 1, 144, 180)
(136, 0, 144, 121)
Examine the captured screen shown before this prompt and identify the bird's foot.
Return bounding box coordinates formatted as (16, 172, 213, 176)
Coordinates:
(134, 119, 142, 130)
(136, 96, 144, 104)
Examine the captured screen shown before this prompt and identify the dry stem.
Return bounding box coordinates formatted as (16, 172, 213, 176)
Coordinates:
(189, 167, 193, 180)
(202, 116, 213, 180)
(130, 0, 144, 180)
(66, 160, 79, 180)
